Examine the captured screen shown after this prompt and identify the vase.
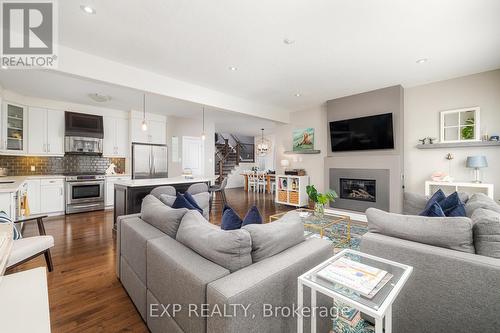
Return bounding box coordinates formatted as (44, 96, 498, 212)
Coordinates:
(314, 203, 325, 218)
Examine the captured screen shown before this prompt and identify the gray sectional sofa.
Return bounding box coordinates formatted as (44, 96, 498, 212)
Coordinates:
(116, 188, 333, 333)
(362, 192, 500, 333)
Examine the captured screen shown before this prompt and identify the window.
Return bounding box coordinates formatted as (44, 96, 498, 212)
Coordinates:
(440, 107, 480, 143)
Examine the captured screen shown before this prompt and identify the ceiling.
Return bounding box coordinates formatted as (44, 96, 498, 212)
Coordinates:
(56, 0, 500, 113)
(0, 69, 279, 136)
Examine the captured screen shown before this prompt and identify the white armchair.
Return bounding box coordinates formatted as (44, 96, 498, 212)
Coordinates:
(6, 215, 54, 272)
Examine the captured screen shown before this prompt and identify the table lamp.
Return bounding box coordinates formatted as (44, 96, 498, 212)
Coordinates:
(466, 156, 488, 183)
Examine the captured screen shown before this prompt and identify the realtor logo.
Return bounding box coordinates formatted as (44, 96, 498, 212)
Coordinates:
(1, 0, 58, 68)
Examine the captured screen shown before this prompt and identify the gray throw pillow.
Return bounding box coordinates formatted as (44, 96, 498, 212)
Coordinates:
(176, 210, 252, 272)
(366, 208, 475, 254)
(465, 193, 500, 217)
(141, 194, 188, 238)
(242, 211, 305, 262)
(472, 208, 500, 259)
(160, 192, 210, 220)
(159, 193, 176, 207)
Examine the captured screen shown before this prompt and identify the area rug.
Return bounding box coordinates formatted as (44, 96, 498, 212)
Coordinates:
(306, 221, 368, 250)
(307, 221, 374, 333)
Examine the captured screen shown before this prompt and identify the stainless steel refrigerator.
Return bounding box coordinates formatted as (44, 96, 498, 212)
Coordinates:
(131, 143, 168, 179)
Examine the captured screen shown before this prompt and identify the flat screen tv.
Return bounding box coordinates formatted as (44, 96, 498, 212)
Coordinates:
(330, 113, 394, 152)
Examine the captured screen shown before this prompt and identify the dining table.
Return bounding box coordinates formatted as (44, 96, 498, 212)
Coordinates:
(240, 172, 276, 193)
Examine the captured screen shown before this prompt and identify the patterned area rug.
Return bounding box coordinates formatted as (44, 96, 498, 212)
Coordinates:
(306, 220, 375, 333)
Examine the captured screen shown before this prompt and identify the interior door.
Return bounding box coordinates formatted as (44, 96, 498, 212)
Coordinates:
(46, 109, 64, 155)
(28, 107, 47, 155)
(182, 136, 204, 176)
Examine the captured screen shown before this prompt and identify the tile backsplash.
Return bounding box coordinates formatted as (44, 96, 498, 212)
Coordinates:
(0, 155, 126, 176)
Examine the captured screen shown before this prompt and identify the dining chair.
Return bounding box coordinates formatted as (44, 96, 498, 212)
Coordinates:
(256, 172, 267, 193)
(6, 214, 54, 272)
(247, 172, 257, 192)
(209, 177, 228, 211)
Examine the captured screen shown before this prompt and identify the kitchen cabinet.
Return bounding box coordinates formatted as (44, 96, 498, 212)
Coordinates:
(40, 179, 64, 213)
(1, 101, 28, 155)
(0, 192, 15, 218)
(103, 116, 129, 157)
(26, 179, 41, 215)
(28, 107, 64, 156)
(105, 176, 131, 207)
(148, 120, 166, 144)
(130, 111, 166, 144)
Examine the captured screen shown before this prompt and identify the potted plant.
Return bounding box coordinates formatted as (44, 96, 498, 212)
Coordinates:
(306, 185, 338, 218)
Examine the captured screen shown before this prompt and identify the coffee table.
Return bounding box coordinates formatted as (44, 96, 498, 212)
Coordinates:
(269, 209, 351, 246)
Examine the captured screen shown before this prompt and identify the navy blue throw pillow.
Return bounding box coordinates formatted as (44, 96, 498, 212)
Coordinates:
(439, 192, 466, 217)
(172, 193, 198, 212)
(420, 202, 446, 217)
(221, 205, 243, 230)
(242, 205, 263, 226)
(423, 189, 446, 211)
(183, 192, 203, 214)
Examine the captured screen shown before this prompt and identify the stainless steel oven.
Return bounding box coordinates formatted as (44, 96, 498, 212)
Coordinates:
(65, 175, 105, 214)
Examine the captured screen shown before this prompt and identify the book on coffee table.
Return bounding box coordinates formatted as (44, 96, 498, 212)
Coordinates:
(317, 257, 389, 298)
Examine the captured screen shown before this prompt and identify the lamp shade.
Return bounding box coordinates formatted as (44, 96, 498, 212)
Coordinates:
(466, 156, 488, 169)
(280, 159, 290, 167)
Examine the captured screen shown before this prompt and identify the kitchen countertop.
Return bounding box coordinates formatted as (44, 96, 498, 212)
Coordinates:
(105, 174, 131, 178)
(0, 175, 65, 193)
(114, 176, 214, 187)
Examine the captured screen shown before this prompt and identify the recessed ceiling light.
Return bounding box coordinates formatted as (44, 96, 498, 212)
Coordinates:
(80, 5, 96, 14)
(283, 38, 295, 45)
(1, 65, 7, 70)
(228, 66, 238, 71)
(294, 93, 301, 97)
(416, 58, 428, 64)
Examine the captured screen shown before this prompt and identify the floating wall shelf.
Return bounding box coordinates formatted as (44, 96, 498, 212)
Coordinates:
(283, 150, 321, 155)
(416, 141, 500, 149)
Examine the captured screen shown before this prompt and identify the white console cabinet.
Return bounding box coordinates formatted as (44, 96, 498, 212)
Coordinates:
(275, 175, 310, 207)
(425, 180, 494, 199)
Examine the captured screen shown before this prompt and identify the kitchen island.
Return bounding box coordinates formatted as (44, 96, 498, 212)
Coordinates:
(113, 176, 214, 227)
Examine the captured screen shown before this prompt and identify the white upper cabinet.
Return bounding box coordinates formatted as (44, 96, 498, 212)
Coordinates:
(129, 111, 166, 145)
(148, 120, 166, 144)
(46, 110, 65, 155)
(103, 116, 129, 157)
(1, 101, 28, 155)
(27, 107, 64, 156)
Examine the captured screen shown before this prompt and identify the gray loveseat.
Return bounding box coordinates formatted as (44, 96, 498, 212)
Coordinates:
(361, 192, 500, 333)
(116, 188, 332, 333)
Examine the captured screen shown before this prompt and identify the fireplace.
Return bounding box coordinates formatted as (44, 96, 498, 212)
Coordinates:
(329, 168, 390, 212)
(340, 178, 376, 202)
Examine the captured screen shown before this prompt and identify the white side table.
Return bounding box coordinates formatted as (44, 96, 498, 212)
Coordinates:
(297, 249, 413, 333)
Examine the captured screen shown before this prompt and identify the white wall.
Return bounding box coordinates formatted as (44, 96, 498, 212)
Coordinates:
(274, 105, 328, 192)
(166, 115, 215, 178)
(404, 69, 500, 201)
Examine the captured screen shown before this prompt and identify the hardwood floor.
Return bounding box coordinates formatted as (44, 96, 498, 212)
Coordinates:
(7, 188, 291, 332)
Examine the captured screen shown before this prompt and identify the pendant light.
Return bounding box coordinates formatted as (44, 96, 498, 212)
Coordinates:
(256, 128, 271, 156)
(141, 93, 148, 131)
(201, 107, 206, 141)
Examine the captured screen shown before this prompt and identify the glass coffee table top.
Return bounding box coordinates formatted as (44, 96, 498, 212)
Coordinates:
(300, 249, 412, 313)
(270, 209, 351, 245)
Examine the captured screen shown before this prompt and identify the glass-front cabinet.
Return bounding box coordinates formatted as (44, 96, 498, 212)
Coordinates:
(1, 102, 28, 154)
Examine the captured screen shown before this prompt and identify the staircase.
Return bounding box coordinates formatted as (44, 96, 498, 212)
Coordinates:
(215, 142, 239, 183)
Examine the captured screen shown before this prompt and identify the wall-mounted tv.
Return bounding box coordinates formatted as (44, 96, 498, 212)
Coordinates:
(330, 113, 394, 152)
